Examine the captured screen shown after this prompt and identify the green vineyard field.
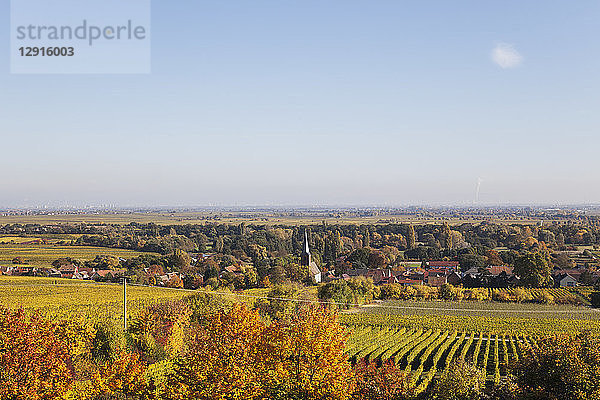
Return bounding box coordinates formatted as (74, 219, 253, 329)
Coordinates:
(345, 325, 525, 393)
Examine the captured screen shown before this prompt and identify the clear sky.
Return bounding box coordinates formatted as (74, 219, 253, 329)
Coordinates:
(1, 1, 599, 207)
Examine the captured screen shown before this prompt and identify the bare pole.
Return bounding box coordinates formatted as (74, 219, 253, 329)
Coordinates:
(123, 277, 127, 331)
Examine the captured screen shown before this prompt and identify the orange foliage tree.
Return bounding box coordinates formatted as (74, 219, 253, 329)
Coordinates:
(161, 303, 267, 399)
(264, 306, 354, 399)
(0, 307, 74, 400)
(88, 351, 149, 399)
(161, 304, 353, 400)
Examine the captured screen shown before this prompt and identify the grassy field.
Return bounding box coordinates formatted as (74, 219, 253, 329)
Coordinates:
(0, 236, 44, 244)
(0, 234, 83, 244)
(0, 244, 157, 267)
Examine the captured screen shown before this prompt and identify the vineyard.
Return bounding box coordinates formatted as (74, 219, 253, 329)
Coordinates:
(345, 325, 526, 393)
(342, 299, 600, 335)
(3, 276, 600, 395)
(339, 296, 600, 393)
(488, 287, 590, 305)
(0, 276, 271, 326)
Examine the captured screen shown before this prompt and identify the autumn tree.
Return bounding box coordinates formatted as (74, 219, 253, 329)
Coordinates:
(83, 352, 149, 399)
(353, 360, 415, 400)
(161, 304, 353, 400)
(128, 300, 192, 362)
(160, 304, 269, 400)
(264, 305, 354, 399)
(510, 333, 600, 399)
(485, 249, 504, 266)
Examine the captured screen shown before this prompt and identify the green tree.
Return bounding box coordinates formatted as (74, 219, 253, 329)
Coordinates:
(363, 227, 370, 248)
(513, 252, 551, 288)
(169, 249, 191, 269)
(590, 292, 600, 308)
(407, 224, 416, 250)
(214, 236, 224, 253)
(441, 223, 453, 250)
(254, 284, 300, 321)
(318, 280, 353, 308)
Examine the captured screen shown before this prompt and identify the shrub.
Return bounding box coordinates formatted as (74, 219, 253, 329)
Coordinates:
(591, 292, 600, 308)
(513, 288, 533, 303)
(438, 284, 455, 300)
(128, 300, 192, 362)
(352, 360, 415, 400)
(538, 291, 554, 305)
(318, 280, 353, 307)
(428, 360, 485, 400)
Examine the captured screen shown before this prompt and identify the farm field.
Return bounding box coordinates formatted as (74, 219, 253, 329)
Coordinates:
(0, 244, 157, 267)
(0, 234, 83, 244)
(0, 236, 45, 244)
(0, 210, 551, 226)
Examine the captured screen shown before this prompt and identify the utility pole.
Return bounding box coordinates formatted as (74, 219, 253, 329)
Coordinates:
(123, 277, 127, 331)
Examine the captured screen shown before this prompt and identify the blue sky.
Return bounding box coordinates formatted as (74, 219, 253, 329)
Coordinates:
(1, 1, 599, 207)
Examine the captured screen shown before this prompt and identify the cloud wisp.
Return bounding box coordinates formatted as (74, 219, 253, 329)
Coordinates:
(491, 42, 523, 69)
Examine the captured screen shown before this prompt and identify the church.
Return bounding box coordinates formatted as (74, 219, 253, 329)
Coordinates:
(301, 229, 322, 284)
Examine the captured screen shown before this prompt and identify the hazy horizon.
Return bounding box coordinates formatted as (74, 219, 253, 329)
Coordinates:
(1, 1, 599, 207)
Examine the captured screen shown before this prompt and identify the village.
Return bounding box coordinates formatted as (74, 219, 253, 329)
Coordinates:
(1, 249, 596, 290)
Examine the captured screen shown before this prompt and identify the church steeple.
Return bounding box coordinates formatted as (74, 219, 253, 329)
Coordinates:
(301, 228, 311, 266)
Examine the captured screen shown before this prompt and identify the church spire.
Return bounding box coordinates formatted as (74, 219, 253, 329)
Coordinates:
(301, 228, 311, 266)
(304, 229, 310, 254)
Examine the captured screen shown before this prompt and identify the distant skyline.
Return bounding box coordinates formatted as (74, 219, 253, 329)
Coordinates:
(1, 1, 599, 207)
